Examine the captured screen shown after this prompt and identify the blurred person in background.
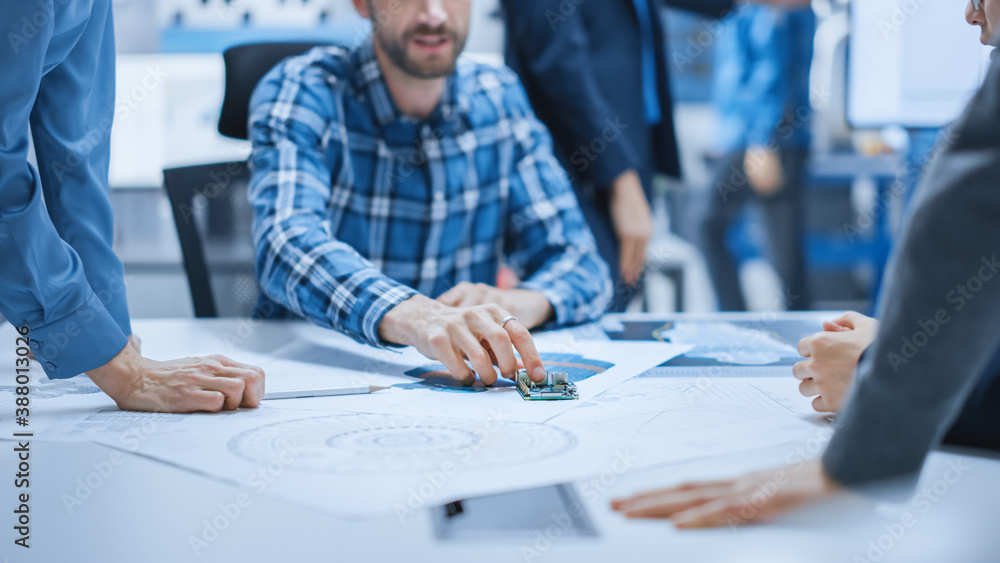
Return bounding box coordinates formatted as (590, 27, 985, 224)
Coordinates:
(500, 0, 812, 312)
(697, 2, 816, 312)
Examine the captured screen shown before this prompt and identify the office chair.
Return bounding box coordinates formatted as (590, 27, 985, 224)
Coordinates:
(164, 41, 329, 317)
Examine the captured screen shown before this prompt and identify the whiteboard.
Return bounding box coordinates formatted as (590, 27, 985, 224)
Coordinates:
(848, 0, 993, 128)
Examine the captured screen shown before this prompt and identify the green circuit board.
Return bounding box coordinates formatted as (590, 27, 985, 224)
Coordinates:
(516, 369, 579, 401)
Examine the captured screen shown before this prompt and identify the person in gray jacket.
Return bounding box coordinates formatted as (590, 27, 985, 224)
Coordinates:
(610, 0, 1000, 526)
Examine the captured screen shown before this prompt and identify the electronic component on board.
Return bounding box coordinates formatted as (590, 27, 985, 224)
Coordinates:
(515, 369, 578, 401)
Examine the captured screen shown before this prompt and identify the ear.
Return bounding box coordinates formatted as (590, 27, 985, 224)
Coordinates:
(352, 0, 370, 18)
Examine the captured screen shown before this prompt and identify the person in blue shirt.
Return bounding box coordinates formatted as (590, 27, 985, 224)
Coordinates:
(698, 4, 817, 311)
(0, 0, 263, 412)
(249, 0, 612, 386)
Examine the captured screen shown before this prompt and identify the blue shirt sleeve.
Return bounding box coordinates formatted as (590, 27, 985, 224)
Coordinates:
(0, 0, 128, 379)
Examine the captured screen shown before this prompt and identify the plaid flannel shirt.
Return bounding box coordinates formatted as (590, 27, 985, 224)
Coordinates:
(248, 41, 611, 347)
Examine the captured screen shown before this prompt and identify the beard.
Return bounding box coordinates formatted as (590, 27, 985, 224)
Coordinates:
(374, 22, 467, 79)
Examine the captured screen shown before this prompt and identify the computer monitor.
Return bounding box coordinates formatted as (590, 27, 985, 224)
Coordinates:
(848, 0, 993, 128)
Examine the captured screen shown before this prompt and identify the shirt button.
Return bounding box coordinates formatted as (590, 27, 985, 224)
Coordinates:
(421, 125, 431, 137)
(46, 362, 56, 372)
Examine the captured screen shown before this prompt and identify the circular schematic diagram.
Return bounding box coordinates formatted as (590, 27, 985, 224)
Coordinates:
(227, 413, 577, 473)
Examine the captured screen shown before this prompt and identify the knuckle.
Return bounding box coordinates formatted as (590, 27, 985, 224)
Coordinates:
(487, 325, 511, 342)
(467, 349, 490, 366)
(208, 396, 225, 412)
(427, 330, 450, 349)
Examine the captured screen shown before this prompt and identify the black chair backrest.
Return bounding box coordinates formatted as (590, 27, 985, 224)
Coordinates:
(165, 41, 333, 317)
(218, 42, 331, 140)
(164, 161, 258, 318)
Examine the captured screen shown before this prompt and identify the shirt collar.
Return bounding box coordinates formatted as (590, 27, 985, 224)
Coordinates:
(351, 38, 469, 128)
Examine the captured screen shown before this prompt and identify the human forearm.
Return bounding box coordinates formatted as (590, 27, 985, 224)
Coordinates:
(254, 215, 418, 346)
(87, 341, 265, 413)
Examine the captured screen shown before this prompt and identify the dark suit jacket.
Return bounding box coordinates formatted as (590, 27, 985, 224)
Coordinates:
(823, 47, 1000, 488)
(501, 0, 734, 191)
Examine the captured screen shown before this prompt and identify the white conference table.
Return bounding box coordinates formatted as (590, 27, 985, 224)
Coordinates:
(2, 314, 998, 563)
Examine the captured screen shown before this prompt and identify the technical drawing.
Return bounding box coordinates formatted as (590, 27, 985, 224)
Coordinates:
(0, 377, 103, 399)
(227, 413, 577, 473)
(397, 352, 614, 392)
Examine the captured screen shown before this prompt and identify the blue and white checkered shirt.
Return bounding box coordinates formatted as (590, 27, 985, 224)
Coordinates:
(248, 41, 611, 347)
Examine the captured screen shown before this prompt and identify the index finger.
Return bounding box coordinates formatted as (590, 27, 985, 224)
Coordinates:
(505, 319, 545, 382)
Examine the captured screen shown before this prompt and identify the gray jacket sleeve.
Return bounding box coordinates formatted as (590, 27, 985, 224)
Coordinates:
(822, 51, 1000, 488)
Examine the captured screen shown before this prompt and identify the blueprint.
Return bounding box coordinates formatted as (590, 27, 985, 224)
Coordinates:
(548, 376, 826, 467)
(37, 407, 639, 518)
(2, 320, 827, 521)
(253, 339, 686, 423)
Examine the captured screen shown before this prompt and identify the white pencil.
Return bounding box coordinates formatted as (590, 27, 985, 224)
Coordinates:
(262, 385, 390, 400)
